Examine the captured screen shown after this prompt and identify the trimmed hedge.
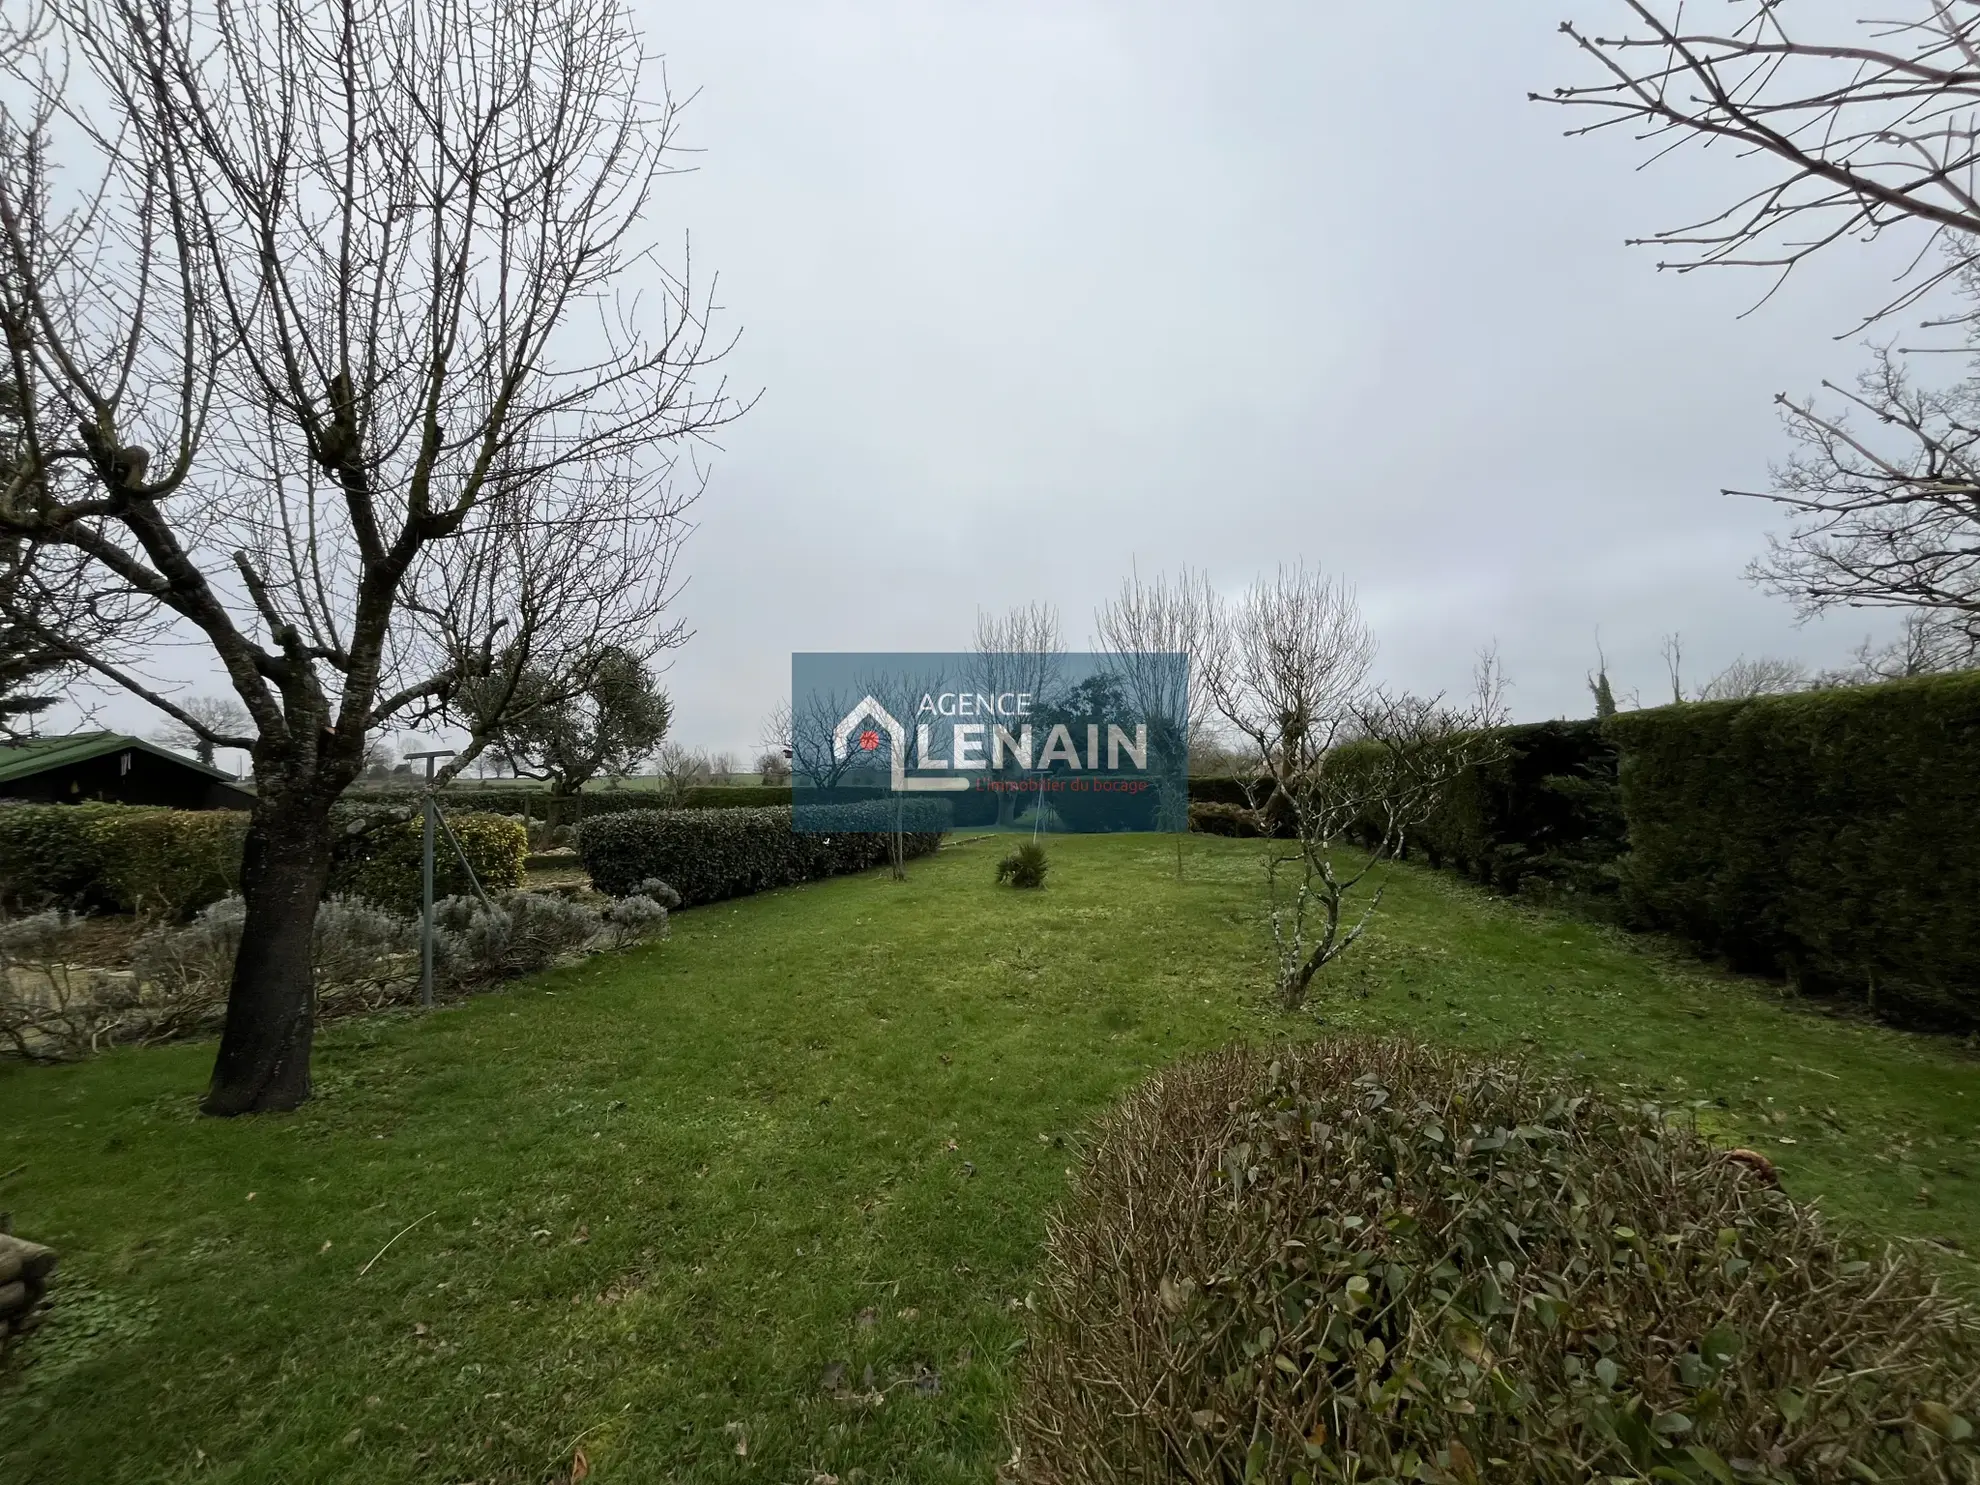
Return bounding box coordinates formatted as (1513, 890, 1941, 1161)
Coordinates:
(0, 803, 248, 917)
(1607, 673, 1980, 1028)
(1185, 801, 1265, 837)
(577, 802, 946, 906)
(0, 802, 525, 919)
(1406, 718, 1626, 901)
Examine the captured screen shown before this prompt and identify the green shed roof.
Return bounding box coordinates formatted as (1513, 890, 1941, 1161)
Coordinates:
(0, 731, 239, 786)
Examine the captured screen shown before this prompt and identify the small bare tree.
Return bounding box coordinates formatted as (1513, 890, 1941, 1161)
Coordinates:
(1660, 632, 1685, 706)
(151, 694, 252, 768)
(0, 0, 744, 1113)
(970, 602, 1065, 828)
(1094, 564, 1217, 874)
(754, 747, 790, 785)
(651, 741, 712, 805)
(768, 691, 869, 792)
(1695, 654, 1809, 702)
(1204, 566, 1507, 1009)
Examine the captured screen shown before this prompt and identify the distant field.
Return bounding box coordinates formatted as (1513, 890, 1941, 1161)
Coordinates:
(434, 773, 769, 792)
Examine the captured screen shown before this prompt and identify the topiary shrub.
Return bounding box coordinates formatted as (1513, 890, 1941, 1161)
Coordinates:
(996, 840, 1050, 888)
(1011, 1037, 1980, 1484)
(576, 802, 945, 905)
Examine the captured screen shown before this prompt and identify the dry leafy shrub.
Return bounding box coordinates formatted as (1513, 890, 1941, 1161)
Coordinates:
(1010, 1038, 1980, 1485)
(0, 911, 168, 1058)
(431, 889, 622, 983)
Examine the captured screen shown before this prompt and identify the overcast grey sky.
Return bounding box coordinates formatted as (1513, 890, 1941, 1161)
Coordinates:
(74, 1, 1936, 767)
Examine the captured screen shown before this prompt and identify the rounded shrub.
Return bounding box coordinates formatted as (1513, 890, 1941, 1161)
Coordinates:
(1010, 1038, 1980, 1484)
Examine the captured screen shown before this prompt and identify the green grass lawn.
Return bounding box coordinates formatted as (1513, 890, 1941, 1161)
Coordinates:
(2, 834, 1976, 1484)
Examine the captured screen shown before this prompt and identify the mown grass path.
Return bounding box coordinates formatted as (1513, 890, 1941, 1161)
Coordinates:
(2, 834, 1974, 1483)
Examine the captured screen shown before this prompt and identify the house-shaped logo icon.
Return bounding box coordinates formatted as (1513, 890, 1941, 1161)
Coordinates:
(831, 696, 969, 793)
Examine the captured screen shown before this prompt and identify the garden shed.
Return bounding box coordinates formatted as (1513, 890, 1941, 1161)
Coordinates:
(0, 732, 256, 811)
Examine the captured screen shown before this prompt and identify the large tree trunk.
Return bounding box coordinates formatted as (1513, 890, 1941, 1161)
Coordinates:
(202, 794, 336, 1116)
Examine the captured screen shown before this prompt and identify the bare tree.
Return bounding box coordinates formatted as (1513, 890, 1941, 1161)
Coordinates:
(1544, 7, 1980, 643)
(1694, 653, 1809, 702)
(1541, 5, 1980, 328)
(1740, 325, 1980, 635)
(152, 694, 252, 767)
(768, 691, 869, 791)
(754, 747, 790, 785)
(850, 658, 955, 878)
(360, 735, 398, 779)
(971, 602, 1065, 828)
(1094, 564, 1216, 873)
(651, 740, 712, 804)
(1660, 632, 1685, 706)
(0, 0, 744, 1113)
(1203, 565, 1507, 1009)
(1817, 608, 1980, 685)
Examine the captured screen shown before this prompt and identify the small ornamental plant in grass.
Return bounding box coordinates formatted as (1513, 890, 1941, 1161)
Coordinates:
(997, 841, 1050, 889)
(1010, 1037, 1980, 1484)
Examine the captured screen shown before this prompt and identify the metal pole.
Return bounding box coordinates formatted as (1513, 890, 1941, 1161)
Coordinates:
(421, 756, 436, 1008)
(406, 748, 456, 1009)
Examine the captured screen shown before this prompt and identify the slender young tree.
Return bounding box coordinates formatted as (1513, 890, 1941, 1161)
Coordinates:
(0, 0, 744, 1113)
(1202, 566, 1507, 1008)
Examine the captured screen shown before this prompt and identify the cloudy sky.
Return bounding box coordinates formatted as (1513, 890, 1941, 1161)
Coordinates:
(70, 1, 1938, 767)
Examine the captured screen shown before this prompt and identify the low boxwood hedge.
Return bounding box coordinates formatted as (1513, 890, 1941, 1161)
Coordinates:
(577, 802, 946, 905)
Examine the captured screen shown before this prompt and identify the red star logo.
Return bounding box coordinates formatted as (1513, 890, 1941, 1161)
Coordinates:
(858, 729, 881, 752)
